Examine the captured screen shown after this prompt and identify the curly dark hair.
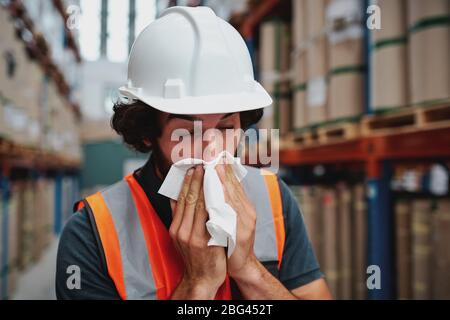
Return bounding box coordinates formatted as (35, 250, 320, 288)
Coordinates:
(110, 100, 263, 153)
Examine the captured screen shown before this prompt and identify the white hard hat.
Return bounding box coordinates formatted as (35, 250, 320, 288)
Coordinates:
(119, 6, 272, 115)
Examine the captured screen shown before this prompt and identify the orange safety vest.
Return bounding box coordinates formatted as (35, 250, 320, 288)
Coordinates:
(74, 166, 285, 300)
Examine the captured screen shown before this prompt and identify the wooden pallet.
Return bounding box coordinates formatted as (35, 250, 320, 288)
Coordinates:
(362, 103, 450, 136)
(285, 121, 360, 147)
(0, 136, 81, 169)
(316, 122, 360, 144)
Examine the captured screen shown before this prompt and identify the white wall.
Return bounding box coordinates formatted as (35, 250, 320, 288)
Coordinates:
(79, 59, 127, 120)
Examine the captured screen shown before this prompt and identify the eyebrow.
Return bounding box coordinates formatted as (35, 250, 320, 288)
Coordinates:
(167, 112, 235, 122)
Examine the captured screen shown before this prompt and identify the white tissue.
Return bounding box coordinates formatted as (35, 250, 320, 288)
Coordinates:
(158, 151, 247, 257)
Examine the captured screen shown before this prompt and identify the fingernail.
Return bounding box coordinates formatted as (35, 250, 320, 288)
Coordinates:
(187, 168, 194, 176)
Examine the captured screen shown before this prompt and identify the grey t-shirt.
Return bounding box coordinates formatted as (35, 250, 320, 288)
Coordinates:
(55, 160, 322, 299)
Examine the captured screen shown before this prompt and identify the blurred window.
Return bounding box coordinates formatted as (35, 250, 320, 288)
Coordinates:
(135, 0, 157, 36)
(79, 0, 102, 61)
(107, 0, 130, 62)
(79, 0, 156, 62)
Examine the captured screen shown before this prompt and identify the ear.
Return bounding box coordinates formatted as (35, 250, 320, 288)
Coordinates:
(143, 138, 151, 147)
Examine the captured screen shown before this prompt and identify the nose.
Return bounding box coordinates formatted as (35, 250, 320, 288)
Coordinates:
(201, 130, 224, 162)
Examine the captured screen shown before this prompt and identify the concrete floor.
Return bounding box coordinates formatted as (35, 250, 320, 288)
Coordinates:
(11, 237, 58, 300)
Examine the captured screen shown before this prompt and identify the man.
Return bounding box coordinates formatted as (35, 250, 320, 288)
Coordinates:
(56, 6, 331, 300)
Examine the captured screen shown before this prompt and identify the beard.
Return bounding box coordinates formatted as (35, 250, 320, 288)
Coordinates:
(151, 143, 173, 179)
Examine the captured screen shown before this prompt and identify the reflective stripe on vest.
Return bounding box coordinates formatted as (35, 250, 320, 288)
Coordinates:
(80, 166, 285, 299)
(242, 166, 285, 267)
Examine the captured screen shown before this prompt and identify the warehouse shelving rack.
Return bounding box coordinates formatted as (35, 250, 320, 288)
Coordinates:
(280, 126, 450, 299)
(240, 0, 450, 299)
(0, 1, 82, 299)
(0, 138, 81, 299)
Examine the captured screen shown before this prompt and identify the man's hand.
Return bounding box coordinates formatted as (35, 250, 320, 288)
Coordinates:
(215, 164, 259, 280)
(216, 164, 297, 300)
(170, 165, 227, 300)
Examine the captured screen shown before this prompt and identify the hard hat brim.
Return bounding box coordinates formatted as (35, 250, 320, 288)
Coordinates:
(118, 82, 273, 115)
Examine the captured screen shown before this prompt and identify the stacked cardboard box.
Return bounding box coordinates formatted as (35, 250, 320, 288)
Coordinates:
(291, 183, 367, 299)
(395, 198, 450, 300)
(321, 188, 339, 297)
(412, 199, 433, 299)
(277, 24, 292, 137)
(293, 183, 450, 300)
(2, 181, 21, 298)
(259, 20, 292, 135)
(0, 6, 81, 162)
(51, 94, 82, 161)
(337, 183, 352, 299)
(22, 61, 44, 147)
(371, 0, 409, 110)
(33, 178, 56, 257)
(305, 0, 328, 125)
(17, 181, 36, 269)
(407, 0, 450, 105)
(0, 39, 33, 146)
(0, 7, 15, 139)
(395, 199, 413, 299)
(431, 200, 450, 299)
(259, 20, 277, 131)
(326, 0, 365, 120)
(0, 175, 79, 299)
(351, 184, 367, 300)
(297, 186, 323, 264)
(0, 4, 46, 147)
(291, 0, 308, 130)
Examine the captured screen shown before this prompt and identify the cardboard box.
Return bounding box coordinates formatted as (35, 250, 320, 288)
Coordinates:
(351, 184, 367, 300)
(407, 0, 449, 27)
(307, 0, 327, 37)
(7, 185, 20, 272)
(322, 188, 339, 298)
(372, 43, 409, 110)
(17, 181, 37, 269)
(293, 0, 307, 47)
(33, 178, 54, 257)
(329, 39, 364, 70)
(0, 96, 6, 138)
(411, 200, 432, 300)
(277, 81, 292, 136)
(306, 36, 328, 125)
(259, 20, 291, 131)
(306, 76, 328, 124)
(395, 199, 412, 300)
(307, 36, 328, 79)
(372, 0, 407, 41)
(293, 87, 307, 129)
(259, 21, 277, 131)
(408, 26, 450, 104)
(407, 0, 450, 104)
(302, 0, 329, 126)
(337, 183, 352, 300)
(370, 0, 408, 110)
(329, 72, 364, 119)
(0, 7, 16, 95)
(259, 21, 277, 85)
(431, 200, 450, 299)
